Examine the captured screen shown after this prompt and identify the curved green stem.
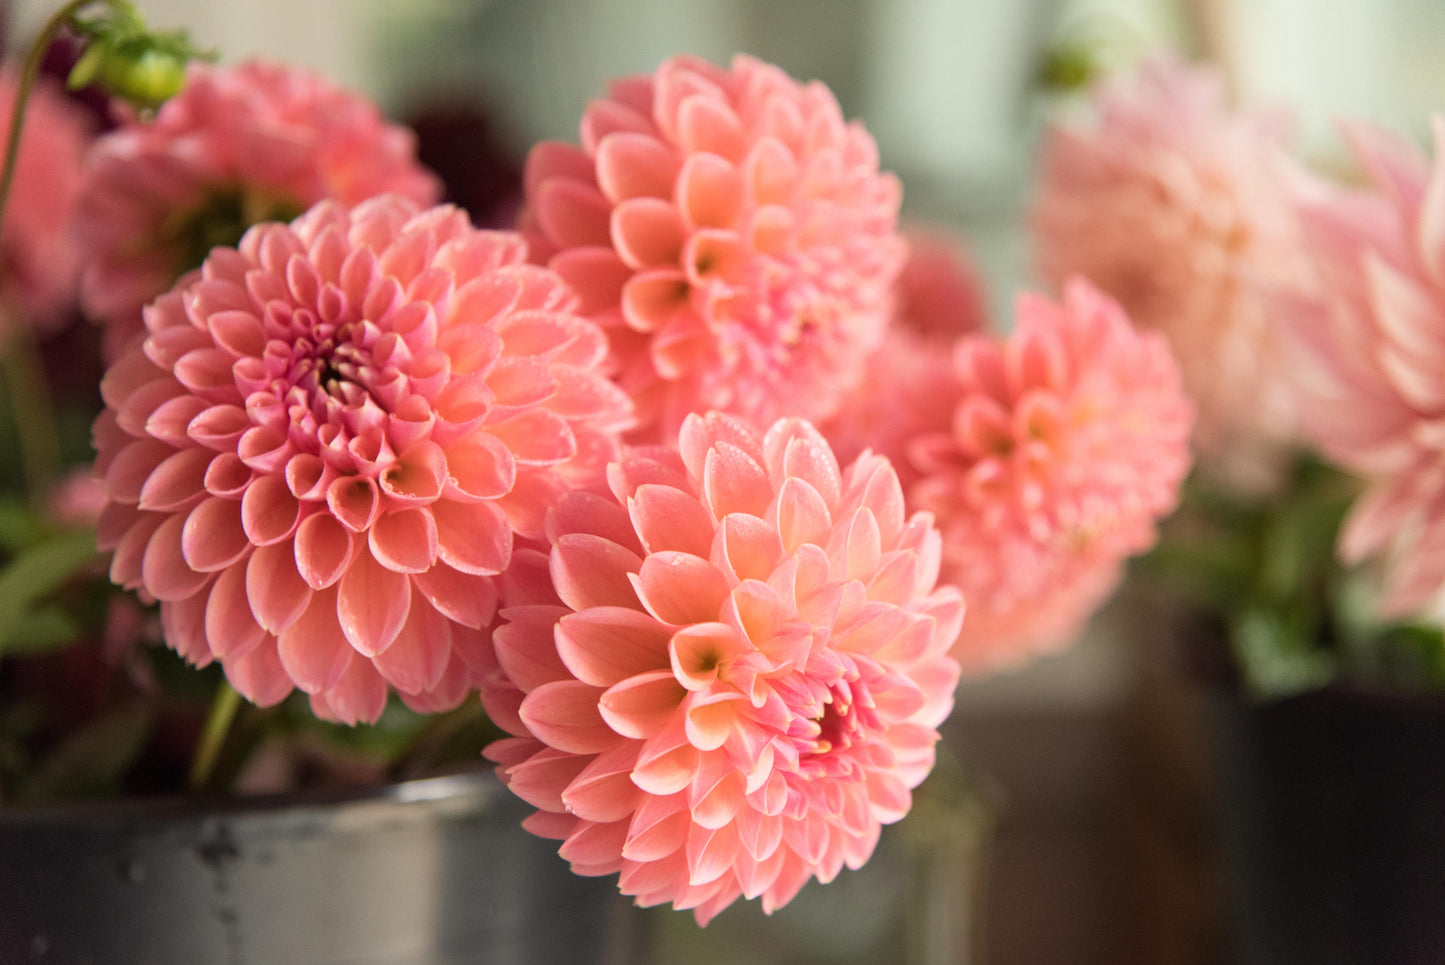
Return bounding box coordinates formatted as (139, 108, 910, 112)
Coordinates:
(188, 681, 243, 793)
(0, 0, 115, 231)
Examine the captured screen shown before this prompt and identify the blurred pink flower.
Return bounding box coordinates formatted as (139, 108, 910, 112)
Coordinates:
(823, 228, 987, 488)
(1032, 56, 1300, 494)
(76, 59, 441, 357)
(482, 412, 962, 924)
(521, 54, 904, 440)
(1274, 118, 1445, 620)
(910, 279, 1193, 669)
(94, 195, 632, 723)
(0, 68, 91, 333)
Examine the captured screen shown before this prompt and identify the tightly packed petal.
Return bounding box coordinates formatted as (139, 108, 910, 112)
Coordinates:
(0, 68, 91, 333)
(76, 59, 441, 355)
(910, 279, 1193, 669)
(521, 54, 904, 440)
(1274, 117, 1445, 620)
(94, 195, 633, 722)
(823, 228, 987, 490)
(483, 412, 962, 924)
(1032, 56, 1301, 494)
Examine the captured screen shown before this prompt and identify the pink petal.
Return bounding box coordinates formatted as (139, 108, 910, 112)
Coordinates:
(205, 563, 266, 661)
(598, 669, 688, 739)
(611, 198, 687, 269)
(277, 586, 352, 693)
(293, 511, 355, 589)
(556, 606, 673, 686)
(595, 131, 680, 203)
(563, 743, 645, 823)
(677, 152, 744, 230)
(240, 474, 301, 545)
(246, 540, 312, 634)
(432, 498, 512, 574)
(372, 595, 452, 693)
(551, 533, 643, 610)
(143, 513, 212, 601)
(632, 551, 731, 625)
(412, 561, 497, 629)
(137, 448, 213, 512)
(368, 507, 438, 574)
(628, 483, 714, 556)
(520, 679, 616, 754)
(336, 549, 412, 656)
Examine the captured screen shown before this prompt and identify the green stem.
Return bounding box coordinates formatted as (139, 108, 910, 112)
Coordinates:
(188, 681, 242, 793)
(1, 329, 62, 502)
(0, 0, 113, 231)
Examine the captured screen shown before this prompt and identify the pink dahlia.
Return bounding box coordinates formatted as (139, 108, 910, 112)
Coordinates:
(823, 228, 988, 488)
(482, 412, 962, 924)
(1274, 118, 1445, 619)
(521, 54, 904, 440)
(910, 279, 1193, 669)
(76, 59, 441, 356)
(93, 195, 633, 723)
(1032, 56, 1301, 494)
(0, 68, 91, 332)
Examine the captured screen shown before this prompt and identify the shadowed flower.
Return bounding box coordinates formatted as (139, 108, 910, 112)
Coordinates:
(482, 412, 962, 924)
(521, 54, 904, 440)
(75, 59, 441, 356)
(1032, 56, 1300, 494)
(1273, 118, 1445, 621)
(0, 68, 91, 334)
(93, 195, 633, 723)
(910, 279, 1193, 669)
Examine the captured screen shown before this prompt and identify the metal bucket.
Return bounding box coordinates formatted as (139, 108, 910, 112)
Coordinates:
(0, 772, 634, 965)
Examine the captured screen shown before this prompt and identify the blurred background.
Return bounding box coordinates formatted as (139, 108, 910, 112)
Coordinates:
(12, 0, 1445, 962)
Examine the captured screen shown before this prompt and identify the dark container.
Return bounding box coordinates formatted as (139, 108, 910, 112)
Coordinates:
(0, 772, 633, 965)
(1213, 689, 1445, 965)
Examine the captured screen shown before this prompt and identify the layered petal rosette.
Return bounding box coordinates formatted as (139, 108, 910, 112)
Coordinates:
(910, 279, 1193, 668)
(1274, 118, 1445, 619)
(482, 412, 962, 924)
(1033, 56, 1301, 493)
(93, 195, 633, 723)
(0, 67, 91, 332)
(522, 54, 905, 439)
(76, 59, 441, 354)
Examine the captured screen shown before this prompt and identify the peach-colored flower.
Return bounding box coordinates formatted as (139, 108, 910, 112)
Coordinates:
(521, 55, 904, 440)
(93, 195, 633, 723)
(910, 279, 1193, 668)
(482, 412, 962, 924)
(0, 68, 91, 333)
(75, 59, 441, 357)
(1032, 56, 1300, 494)
(823, 228, 987, 489)
(1274, 118, 1445, 620)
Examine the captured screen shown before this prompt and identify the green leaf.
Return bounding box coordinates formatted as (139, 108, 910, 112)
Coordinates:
(16, 702, 155, 802)
(0, 527, 102, 655)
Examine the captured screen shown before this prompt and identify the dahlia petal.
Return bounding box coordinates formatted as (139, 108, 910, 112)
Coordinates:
(144, 514, 213, 601)
(294, 512, 355, 589)
(240, 474, 301, 545)
(379, 440, 447, 504)
(865, 769, 912, 824)
(246, 540, 313, 634)
(336, 550, 412, 656)
(676, 95, 746, 161)
(622, 794, 691, 862)
(549, 247, 633, 315)
(620, 270, 691, 334)
(632, 551, 731, 625)
(611, 197, 687, 269)
(223, 636, 292, 707)
(429, 498, 511, 575)
(559, 819, 630, 876)
(668, 622, 743, 691)
(677, 152, 744, 231)
(773, 475, 831, 553)
(598, 670, 688, 739)
(551, 533, 643, 610)
(368, 508, 438, 574)
(596, 132, 680, 203)
(325, 476, 381, 533)
(313, 656, 389, 725)
(486, 409, 576, 465)
(629, 483, 715, 556)
(492, 605, 572, 691)
(563, 744, 646, 824)
(277, 586, 352, 693)
(525, 140, 598, 200)
(632, 717, 701, 796)
(743, 136, 799, 206)
(685, 820, 741, 886)
(106, 438, 176, 504)
(161, 593, 212, 665)
(116, 377, 186, 438)
(684, 692, 747, 753)
(205, 563, 266, 661)
(716, 512, 783, 583)
(411, 561, 497, 629)
(703, 442, 772, 518)
(520, 679, 615, 754)
(556, 607, 673, 686)
(535, 178, 613, 249)
(735, 804, 785, 862)
(372, 596, 451, 693)
(138, 448, 214, 512)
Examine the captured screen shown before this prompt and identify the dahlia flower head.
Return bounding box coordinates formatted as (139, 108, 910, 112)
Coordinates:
(93, 194, 633, 723)
(1273, 117, 1445, 620)
(823, 228, 987, 490)
(909, 279, 1193, 669)
(481, 412, 963, 924)
(76, 59, 441, 356)
(521, 54, 905, 441)
(1032, 55, 1301, 495)
(0, 68, 91, 333)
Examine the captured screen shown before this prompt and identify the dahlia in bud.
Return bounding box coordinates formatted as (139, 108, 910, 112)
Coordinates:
(1273, 118, 1445, 621)
(1033, 56, 1300, 494)
(483, 412, 962, 924)
(75, 59, 441, 356)
(93, 195, 632, 723)
(910, 279, 1193, 669)
(522, 55, 904, 440)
